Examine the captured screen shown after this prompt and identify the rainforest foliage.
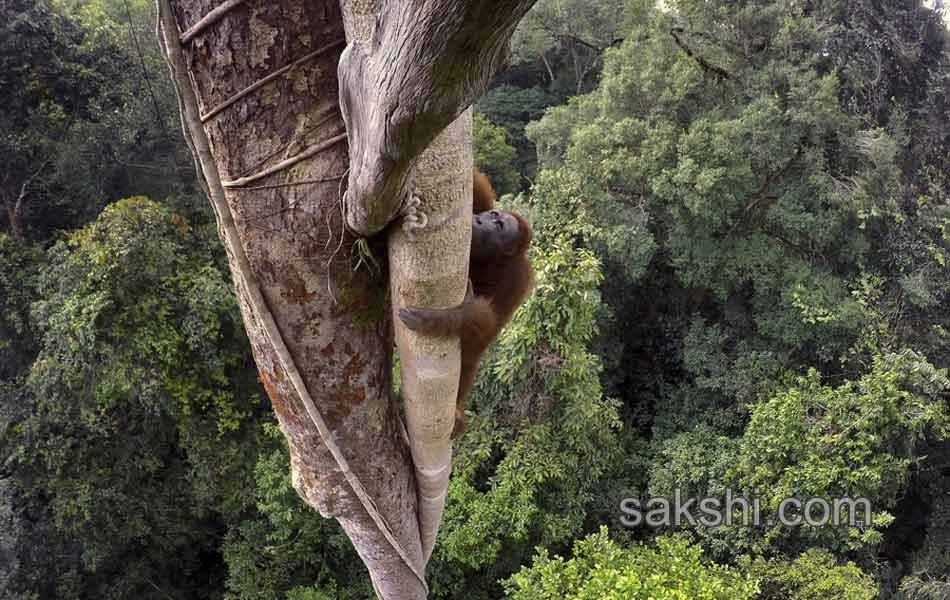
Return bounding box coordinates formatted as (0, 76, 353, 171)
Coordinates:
(1, 0, 949, 598)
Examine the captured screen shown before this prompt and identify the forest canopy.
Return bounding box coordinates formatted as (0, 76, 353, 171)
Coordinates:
(1, 0, 949, 598)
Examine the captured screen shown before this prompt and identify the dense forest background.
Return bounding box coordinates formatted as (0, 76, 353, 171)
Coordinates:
(2, 0, 950, 598)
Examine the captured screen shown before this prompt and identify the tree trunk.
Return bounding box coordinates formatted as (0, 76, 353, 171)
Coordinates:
(3, 201, 21, 241)
(157, 0, 537, 595)
(156, 1, 425, 597)
(389, 110, 472, 561)
(339, 0, 537, 563)
(339, 0, 538, 237)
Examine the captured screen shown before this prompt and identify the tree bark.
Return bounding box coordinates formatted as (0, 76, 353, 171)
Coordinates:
(158, 0, 537, 595)
(338, 0, 538, 237)
(156, 1, 425, 597)
(389, 110, 472, 561)
(339, 0, 537, 562)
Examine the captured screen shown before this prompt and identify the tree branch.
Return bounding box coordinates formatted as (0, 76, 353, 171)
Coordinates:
(339, 0, 538, 236)
(742, 147, 802, 219)
(669, 27, 732, 81)
(8, 160, 50, 240)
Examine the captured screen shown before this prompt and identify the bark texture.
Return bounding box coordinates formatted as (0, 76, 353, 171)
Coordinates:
(338, 0, 538, 236)
(156, 1, 426, 597)
(390, 110, 473, 561)
(339, 0, 538, 564)
(159, 0, 538, 595)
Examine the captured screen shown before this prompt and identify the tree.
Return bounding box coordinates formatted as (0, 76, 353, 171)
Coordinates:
(156, 1, 537, 596)
(512, 0, 631, 95)
(742, 549, 877, 600)
(521, 0, 950, 591)
(476, 85, 554, 188)
(58, 0, 198, 214)
(221, 426, 372, 600)
(418, 235, 621, 597)
(474, 113, 520, 195)
(503, 528, 758, 600)
(0, 0, 130, 239)
(0, 234, 41, 380)
(0, 0, 196, 242)
(736, 351, 950, 553)
(6, 198, 267, 598)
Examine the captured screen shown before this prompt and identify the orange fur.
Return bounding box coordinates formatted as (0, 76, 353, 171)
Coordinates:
(400, 169, 534, 437)
(473, 168, 497, 212)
